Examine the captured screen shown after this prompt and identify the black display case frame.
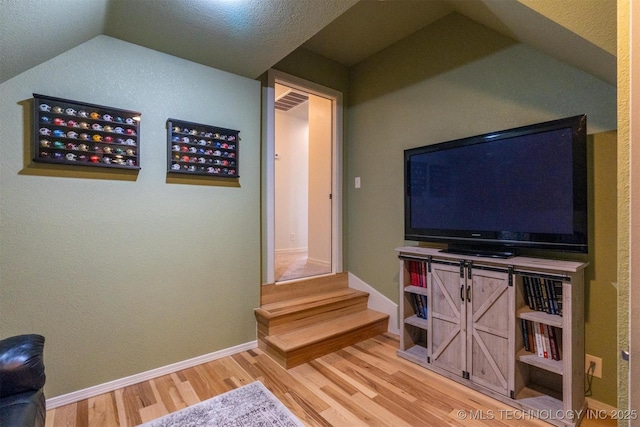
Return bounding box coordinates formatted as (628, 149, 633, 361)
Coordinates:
(33, 93, 141, 170)
(167, 118, 239, 178)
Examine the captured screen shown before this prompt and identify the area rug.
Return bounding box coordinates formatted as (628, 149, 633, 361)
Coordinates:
(138, 381, 304, 427)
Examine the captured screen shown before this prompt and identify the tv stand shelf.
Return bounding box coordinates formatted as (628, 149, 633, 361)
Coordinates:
(396, 246, 588, 427)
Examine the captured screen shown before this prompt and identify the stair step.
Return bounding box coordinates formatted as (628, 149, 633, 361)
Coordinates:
(261, 309, 389, 368)
(255, 288, 370, 336)
(256, 273, 389, 369)
(261, 273, 348, 306)
(258, 288, 369, 319)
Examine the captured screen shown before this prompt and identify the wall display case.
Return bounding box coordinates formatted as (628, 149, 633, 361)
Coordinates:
(167, 118, 239, 177)
(33, 94, 141, 170)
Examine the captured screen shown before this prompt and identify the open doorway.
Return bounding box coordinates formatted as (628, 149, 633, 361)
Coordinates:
(274, 84, 332, 281)
(263, 70, 343, 284)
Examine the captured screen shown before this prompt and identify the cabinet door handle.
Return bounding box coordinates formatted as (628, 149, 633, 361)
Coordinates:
(460, 285, 464, 301)
(467, 285, 471, 302)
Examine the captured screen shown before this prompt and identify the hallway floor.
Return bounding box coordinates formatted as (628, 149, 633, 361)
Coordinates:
(275, 249, 331, 282)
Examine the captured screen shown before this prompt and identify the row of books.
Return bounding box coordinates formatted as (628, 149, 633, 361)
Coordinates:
(520, 319, 562, 361)
(407, 260, 427, 288)
(522, 276, 563, 316)
(408, 293, 428, 319)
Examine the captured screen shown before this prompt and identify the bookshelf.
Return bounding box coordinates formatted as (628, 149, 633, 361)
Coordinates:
(396, 246, 588, 427)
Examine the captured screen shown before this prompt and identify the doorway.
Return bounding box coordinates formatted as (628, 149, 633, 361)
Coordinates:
(262, 70, 343, 284)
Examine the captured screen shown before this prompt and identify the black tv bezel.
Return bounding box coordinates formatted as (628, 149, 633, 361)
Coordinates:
(404, 115, 588, 257)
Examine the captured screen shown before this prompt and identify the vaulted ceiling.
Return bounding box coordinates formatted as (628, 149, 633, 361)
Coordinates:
(0, 0, 616, 86)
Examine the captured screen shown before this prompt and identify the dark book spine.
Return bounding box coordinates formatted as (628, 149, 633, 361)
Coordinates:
(538, 277, 550, 313)
(415, 293, 425, 319)
(554, 281, 563, 316)
(548, 325, 560, 360)
(410, 293, 420, 317)
(522, 276, 532, 308)
(546, 279, 557, 315)
(521, 319, 530, 352)
(531, 278, 542, 311)
(420, 294, 428, 318)
(528, 320, 535, 355)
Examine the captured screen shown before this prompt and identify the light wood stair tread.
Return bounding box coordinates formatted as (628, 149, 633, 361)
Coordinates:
(260, 273, 349, 306)
(265, 309, 389, 352)
(256, 274, 389, 369)
(258, 288, 369, 318)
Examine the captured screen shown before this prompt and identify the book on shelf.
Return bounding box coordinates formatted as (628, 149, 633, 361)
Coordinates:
(541, 323, 551, 359)
(410, 293, 428, 319)
(547, 324, 561, 361)
(534, 321, 546, 358)
(554, 280, 563, 315)
(408, 260, 427, 288)
(520, 319, 530, 352)
(520, 319, 562, 361)
(522, 276, 532, 308)
(546, 279, 557, 314)
(522, 276, 563, 316)
(538, 278, 550, 313)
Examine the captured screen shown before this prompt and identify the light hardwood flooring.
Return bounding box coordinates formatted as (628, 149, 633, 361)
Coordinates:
(275, 249, 331, 282)
(45, 333, 615, 427)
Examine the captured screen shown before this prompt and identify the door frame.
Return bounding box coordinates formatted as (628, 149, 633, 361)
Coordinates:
(262, 69, 343, 284)
(629, 0, 639, 417)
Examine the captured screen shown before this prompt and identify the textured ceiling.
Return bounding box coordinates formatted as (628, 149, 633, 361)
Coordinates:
(302, 0, 454, 67)
(103, 0, 358, 79)
(0, 0, 357, 83)
(303, 0, 616, 85)
(0, 0, 616, 86)
(0, 0, 108, 85)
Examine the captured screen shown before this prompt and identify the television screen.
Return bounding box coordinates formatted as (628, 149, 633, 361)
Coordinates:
(404, 115, 587, 257)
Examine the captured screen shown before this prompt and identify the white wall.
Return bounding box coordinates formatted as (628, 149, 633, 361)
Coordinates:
(307, 94, 332, 266)
(275, 108, 309, 251)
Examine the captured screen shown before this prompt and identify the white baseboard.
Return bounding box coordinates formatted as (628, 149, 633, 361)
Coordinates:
(275, 247, 307, 254)
(307, 257, 330, 268)
(348, 272, 399, 335)
(46, 340, 257, 409)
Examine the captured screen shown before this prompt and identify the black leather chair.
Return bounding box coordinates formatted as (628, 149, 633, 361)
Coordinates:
(0, 334, 46, 427)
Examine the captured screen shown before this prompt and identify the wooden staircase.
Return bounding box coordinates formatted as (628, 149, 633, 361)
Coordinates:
(255, 273, 389, 369)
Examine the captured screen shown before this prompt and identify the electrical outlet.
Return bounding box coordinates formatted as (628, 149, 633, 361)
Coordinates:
(290, 233, 295, 241)
(585, 354, 602, 378)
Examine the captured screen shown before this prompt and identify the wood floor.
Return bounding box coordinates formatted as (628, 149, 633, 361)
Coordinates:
(275, 249, 331, 282)
(45, 333, 615, 427)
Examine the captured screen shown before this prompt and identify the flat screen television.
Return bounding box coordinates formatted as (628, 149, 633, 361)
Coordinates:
(404, 115, 588, 258)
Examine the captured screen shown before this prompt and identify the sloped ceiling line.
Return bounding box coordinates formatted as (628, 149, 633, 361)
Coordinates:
(0, 0, 616, 86)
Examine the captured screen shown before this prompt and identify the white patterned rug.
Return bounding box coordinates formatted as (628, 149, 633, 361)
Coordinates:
(138, 381, 304, 427)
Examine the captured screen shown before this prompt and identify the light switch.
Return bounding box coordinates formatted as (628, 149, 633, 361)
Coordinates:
(355, 177, 361, 188)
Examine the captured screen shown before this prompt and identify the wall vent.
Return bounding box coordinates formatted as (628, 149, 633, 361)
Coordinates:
(275, 90, 308, 111)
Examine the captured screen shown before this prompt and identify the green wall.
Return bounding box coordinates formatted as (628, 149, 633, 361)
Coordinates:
(2, 11, 619, 406)
(584, 131, 618, 407)
(273, 48, 350, 96)
(345, 13, 617, 406)
(0, 36, 261, 398)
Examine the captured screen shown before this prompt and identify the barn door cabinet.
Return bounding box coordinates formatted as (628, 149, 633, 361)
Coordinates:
(396, 246, 587, 427)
